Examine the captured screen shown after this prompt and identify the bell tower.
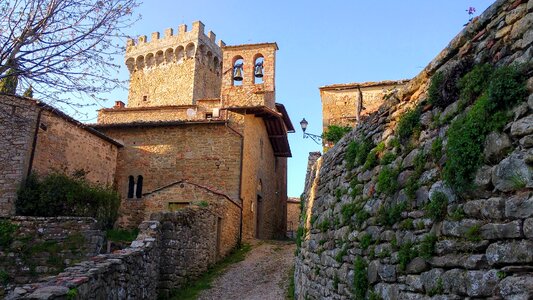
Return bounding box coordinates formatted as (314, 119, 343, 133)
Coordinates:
(220, 43, 278, 109)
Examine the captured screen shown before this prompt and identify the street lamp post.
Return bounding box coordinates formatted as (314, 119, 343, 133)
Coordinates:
(300, 118, 322, 145)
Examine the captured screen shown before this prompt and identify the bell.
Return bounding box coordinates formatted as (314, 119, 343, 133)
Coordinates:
(233, 64, 243, 81)
(254, 62, 263, 78)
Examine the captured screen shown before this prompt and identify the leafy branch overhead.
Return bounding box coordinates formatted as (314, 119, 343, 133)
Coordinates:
(0, 0, 140, 105)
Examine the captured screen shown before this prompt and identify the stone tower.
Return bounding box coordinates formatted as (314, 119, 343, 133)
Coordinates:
(220, 43, 278, 109)
(125, 21, 225, 107)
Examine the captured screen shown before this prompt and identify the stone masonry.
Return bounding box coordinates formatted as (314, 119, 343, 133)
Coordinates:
(6, 208, 229, 299)
(295, 0, 533, 299)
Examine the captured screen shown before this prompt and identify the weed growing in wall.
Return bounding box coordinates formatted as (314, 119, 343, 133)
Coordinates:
(396, 108, 421, 142)
(418, 234, 437, 259)
(353, 256, 368, 299)
(398, 241, 418, 271)
(0, 220, 18, 248)
(323, 125, 352, 143)
(345, 138, 375, 169)
(429, 60, 472, 109)
(377, 201, 407, 227)
(430, 137, 443, 162)
(425, 191, 448, 222)
(444, 65, 526, 192)
(360, 233, 372, 250)
(458, 63, 493, 105)
(376, 166, 399, 196)
(428, 278, 444, 296)
(380, 152, 396, 165)
(465, 224, 482, 242)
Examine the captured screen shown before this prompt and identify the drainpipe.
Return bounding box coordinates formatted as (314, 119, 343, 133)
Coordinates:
(26, 107, 43, 180)
(224, 113, 245, 245)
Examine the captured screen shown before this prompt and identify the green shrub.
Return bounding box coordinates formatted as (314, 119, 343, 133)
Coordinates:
(465, 224, 482, 242)
(425, 191, 448, 222)
(396, 108, 421, 142)
(428, 278, 444, 296)
(380, 152, 396, 165)
(445, 65, 526, 192)
(428, 71, 445, 108)
(317, 219, 330, 232)
(360, 233, 372, 250)
(106, 228, 139, 243)
(0, 220, 18, 248)
(345, 139, 375, 169)
(405, 177, 419, 201)
(443, 95, 490, 192)
(16, 172, 120, 229)
(399, 219, 414, 230)
(449, 206, 466, 221)
(363, 150, 379, 170)
(487, 65, 527, 111)
(430, 137, 443, 162)
(335, 244, 348, 262)
(377, 201, 407, 227)
(413, 151, 427, 176)
(323, 125, 352, 143)
(419, 234, 437, 259)
(398, 241, 418, 271)
(353, 256, 368, 299)
(0, 269, 9, 285)
(376, 166, 399, 196)
(458, 63, 494, 104)
(296, 226, 306, 249)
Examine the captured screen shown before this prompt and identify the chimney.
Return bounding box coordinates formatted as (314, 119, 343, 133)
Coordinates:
(114, 101, 125, 109)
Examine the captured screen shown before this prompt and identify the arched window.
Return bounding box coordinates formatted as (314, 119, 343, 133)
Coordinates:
(175, 46, 184, 63)
(155, 51, 164, 65)
(136, 175, 143, 198)
(232, 56, 244, 86)
(145, 53, 155, 68)
(185, 43, 195, 59)
(165, 48, 174, 64)
(127, 176, 134, 198)
(126, 58, 135, 73)
(213, 57, 219, 74)
(206, 51, 213, 69)
(136, 56, 145, 70)
(253, 54, 264, 84)
(198, 44, 206, 63)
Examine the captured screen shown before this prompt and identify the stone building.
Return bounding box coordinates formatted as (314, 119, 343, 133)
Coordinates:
(286, 197, 301, 238)
(0, 21, 293, 246)
(320, 80, 408, 147)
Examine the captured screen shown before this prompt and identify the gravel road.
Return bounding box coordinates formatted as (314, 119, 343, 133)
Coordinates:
(197, 240, 296, 300)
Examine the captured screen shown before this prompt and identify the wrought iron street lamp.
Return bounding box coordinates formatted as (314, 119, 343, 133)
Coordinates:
(300, 118, 322, 145)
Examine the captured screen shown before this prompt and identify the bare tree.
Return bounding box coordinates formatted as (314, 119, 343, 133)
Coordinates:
(0, 0, 140, 107)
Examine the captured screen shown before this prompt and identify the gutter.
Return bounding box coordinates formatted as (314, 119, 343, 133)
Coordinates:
(224, 117, 245, 245)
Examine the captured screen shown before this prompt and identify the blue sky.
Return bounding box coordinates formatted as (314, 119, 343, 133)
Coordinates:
(78, 0, 492, 197)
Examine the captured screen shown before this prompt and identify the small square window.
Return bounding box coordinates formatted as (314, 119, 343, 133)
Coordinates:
(206, 113, 213, 119)
(143, 95, 148, 101)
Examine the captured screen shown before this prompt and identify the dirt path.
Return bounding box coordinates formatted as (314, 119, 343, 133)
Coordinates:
(198, 240, 296, 300)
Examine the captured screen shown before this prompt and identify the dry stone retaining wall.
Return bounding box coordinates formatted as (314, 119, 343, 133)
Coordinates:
(295, 0, 533, 299)
(6, 208, 235, 299)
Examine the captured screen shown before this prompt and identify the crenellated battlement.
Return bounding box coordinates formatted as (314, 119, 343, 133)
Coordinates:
(125, 21, 225, 73)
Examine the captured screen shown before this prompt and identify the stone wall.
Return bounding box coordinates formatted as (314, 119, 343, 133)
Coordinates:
(0, 217, 104, 288)
(320, 81, 408, 132)
(221, 43, 277, 110)
(138, 180, 241, 258)
(295, 0, 533, 299)
(241, 114, 287, 240)
(6, 208, 235, 299)
(287, 198, 301, 237)
(97, 122, 243, 228)
(97, 100, 223, 124)
(32, 110, 119, 185)
(126, 21, 223, 107)
(0, 95, 39, 216)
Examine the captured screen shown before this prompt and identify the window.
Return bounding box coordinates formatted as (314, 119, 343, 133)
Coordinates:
(143, 95, 147, 101)
(206, 112, 213, 119)
(127, 176, 134, 198)
(136, 175, 143, 198)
